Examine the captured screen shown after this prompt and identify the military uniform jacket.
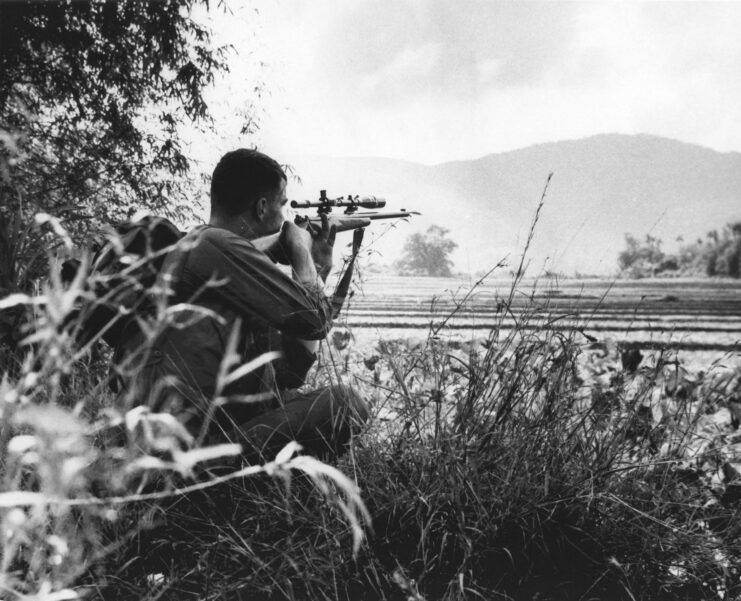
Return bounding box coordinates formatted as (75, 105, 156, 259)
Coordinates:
(115, 225, 333, 429)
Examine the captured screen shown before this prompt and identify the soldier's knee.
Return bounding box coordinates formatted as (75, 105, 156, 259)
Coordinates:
(329, 384, 370, 425)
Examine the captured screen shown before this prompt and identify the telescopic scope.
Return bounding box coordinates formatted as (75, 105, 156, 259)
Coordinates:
(291, 191, 386, 211)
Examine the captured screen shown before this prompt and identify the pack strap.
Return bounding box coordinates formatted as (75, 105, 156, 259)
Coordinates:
(331, 227, 365, 319)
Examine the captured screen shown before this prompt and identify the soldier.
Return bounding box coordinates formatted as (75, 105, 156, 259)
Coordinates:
(114, 149, 368, 463)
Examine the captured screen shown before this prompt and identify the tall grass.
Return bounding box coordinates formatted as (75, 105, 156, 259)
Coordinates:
(0, 222, 368, 601)
(347, 326, 741, 600)
(1, 199, 740, 600)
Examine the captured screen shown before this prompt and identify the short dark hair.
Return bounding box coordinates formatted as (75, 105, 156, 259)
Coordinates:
(210, 149, 286, 216)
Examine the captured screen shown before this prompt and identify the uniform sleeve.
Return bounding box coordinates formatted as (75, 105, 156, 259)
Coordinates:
(274, 335, 317, 389)
(186, 228, 333, 340)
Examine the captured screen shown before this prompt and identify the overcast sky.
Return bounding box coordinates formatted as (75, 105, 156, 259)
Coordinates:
(197, 1, 741, 166)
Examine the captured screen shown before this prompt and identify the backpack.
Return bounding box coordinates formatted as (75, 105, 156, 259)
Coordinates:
(63, 215, 184, 349)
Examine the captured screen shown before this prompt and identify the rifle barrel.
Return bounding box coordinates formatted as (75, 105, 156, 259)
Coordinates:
(361, 211, 419, 220)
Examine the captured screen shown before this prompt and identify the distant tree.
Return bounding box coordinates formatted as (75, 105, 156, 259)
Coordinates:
(617, 234, 668, 278)
(619, 221, 741, 279)
(674, 222, 741, 278)
(395, 225, 458, 277)
(710, 222, 741, 278)
(0, 0, 239, 294)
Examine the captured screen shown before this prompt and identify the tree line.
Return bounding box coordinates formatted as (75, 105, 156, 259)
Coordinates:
(618, 221, 741, 278)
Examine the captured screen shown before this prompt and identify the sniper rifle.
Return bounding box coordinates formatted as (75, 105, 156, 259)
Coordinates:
(253, 189, 420, 264)
(253, 190, 419, 318)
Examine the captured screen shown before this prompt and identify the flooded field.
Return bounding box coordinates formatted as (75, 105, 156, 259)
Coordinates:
(338, 275, 741, 362)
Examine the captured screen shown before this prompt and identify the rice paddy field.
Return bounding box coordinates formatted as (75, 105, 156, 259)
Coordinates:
(339, 275, 741, 368)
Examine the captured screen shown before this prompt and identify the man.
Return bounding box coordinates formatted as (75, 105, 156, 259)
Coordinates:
(115, 149, 368, 463)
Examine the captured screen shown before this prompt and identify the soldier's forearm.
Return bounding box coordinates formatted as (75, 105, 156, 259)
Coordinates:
(291, 246, 325, 290)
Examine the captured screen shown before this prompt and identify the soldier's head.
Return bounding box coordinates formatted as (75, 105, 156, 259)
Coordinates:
(210, 149, 287, 236)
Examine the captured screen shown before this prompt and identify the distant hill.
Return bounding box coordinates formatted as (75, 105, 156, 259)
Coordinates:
(287, 134, 741, 276)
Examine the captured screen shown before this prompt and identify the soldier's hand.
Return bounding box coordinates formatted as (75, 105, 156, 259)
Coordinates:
(280, 220, 312, 260)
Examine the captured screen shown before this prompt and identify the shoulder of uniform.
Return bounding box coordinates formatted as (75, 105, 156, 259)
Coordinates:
(189, 226, 259, 251)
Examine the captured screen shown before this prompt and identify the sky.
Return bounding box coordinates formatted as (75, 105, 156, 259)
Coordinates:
(194, 0, 741, 166)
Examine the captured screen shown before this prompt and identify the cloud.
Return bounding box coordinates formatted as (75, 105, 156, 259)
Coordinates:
(356, 41, 443, 101)
(556, 3, 741, 152)
(216, 1, 741, 164)
(315, 0, 580, 104)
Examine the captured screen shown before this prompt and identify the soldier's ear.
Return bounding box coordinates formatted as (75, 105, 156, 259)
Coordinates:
(254, 197, 268, 221)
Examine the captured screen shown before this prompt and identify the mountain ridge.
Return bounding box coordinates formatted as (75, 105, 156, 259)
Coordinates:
(288, 134, 741, 275)
(306, 134, 741, 168)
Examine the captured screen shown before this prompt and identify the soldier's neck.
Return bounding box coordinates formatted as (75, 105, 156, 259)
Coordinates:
(209, 213, 260, 240)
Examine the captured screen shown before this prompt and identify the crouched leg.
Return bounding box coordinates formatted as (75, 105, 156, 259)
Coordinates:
(234, 385, 369, 463)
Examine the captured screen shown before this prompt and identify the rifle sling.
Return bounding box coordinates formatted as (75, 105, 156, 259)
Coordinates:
(330, 227, 365, 320)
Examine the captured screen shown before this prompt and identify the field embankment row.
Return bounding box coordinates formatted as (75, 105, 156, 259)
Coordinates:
(341, 275, 741, 355)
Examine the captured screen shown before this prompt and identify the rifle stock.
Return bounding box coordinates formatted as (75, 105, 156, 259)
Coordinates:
(251, 215, 372, 264)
